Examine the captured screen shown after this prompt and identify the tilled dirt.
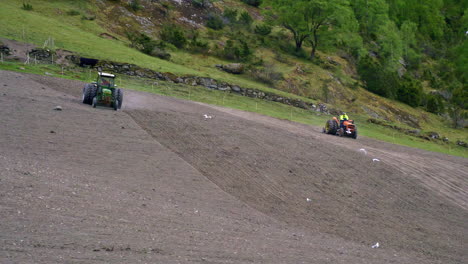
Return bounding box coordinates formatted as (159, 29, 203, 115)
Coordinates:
(0, 70, 467, 263)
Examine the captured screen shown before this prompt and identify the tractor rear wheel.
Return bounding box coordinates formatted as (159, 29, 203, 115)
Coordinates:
(116, 88, 123, 109)
(325, 119, 338, 134)
(82, 84, 95, 105)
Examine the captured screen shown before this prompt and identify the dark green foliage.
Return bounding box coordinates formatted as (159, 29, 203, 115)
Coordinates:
(206, 14, 224, 30)
(241, 0, 262, 7)
(81, 14, 96, 21)
(150, 47, 171, 60)
(223, 8, 238, 24)
(239, 11, 253, 26)
(254, 24, 272, 36)
(66, 10, 81, 16)
(126, 32, 157, 54)
(396, 76, 423, 107)
(160, 24, 187, 49)
(192, 0, 211, 8)
(223, 39, 252, 61)
(188, 31, 209, 53)
(358, 55, 398, 98)
(426, 94, 445, 114)
(21, 3, 33, 11)
(128, 0, 142, 11)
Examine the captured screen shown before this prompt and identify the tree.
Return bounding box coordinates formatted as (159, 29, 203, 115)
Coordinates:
(264, 0, 357, 58)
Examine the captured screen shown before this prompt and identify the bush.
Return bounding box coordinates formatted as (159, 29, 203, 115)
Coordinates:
(241, 0, 262, 7)
(249, 64, 283, 86)
(223, 8, 238, 24)
(188, 31, 209, 53)
(128, 0, 142, 11)
(397, 76, 423, 107)
(150, 47, 171, 60)
(81, 14, 96, 21)
(126, 32, 157, 54)
(254, 24, 271, 36)
(160, 24, 187, 49)
(224, 39, 252, 61)
(21, 3, 33, 11)
(66, 9, 81, 16)
(206, 14, 224, 30)
(426, 94, 445, 114)
(192, 0, 211, 8)
(239, 11, 253, 26)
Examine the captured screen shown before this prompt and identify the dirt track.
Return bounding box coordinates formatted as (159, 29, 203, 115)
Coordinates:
(0, 70, 467, 263)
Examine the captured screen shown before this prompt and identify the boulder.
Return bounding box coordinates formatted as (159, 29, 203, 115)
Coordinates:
(221, 63, 244, 74)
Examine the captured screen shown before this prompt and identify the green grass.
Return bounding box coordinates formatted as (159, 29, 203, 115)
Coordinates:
(1, 61, 466, 158)
(0, 0, 315, 102)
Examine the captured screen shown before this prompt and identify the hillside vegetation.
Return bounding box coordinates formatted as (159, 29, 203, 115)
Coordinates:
(0, 0, 466, 156)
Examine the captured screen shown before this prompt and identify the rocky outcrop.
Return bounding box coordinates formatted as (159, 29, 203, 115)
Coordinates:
(28, 48, 55, 63)
(216, 63, 244, 74)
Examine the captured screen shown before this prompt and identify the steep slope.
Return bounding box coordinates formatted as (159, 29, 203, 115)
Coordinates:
(0, 70, 466, 263)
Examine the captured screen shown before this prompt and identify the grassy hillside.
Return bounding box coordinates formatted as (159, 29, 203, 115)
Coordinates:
(0, 0, 466, 157)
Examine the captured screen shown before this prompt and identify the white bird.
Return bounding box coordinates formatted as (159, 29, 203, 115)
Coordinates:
(359, 148, 367, 155)
(203, 114, 212, 119)
(306, 198, 312, 202)
(371, 242, 380, 248)
(372, 158, 380, 162)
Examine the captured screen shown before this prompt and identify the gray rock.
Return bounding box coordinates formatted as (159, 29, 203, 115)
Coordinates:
(221, 63, 244, 74)
(54, 106, 62, 111)
(231, 85, 241, 93)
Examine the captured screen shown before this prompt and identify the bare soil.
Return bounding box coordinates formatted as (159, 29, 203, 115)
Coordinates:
(0, 70, 466, 263)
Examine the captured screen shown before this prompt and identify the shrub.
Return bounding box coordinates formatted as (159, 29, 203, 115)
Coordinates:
(254, 24, 271, 36)
(188, 31, 209, 53)
(426, 94, 445, 114)
(238, 11, 253, 26)
(192, 0, 211, 8)
(224, 39, 252, 61)
(66, 9, 81, 16)
(150, 47, 171, 60)
(396, 76, 423, 107)
(249, 64, 283, 85)
(126, 32, 157, 54)
(160, 24, 187, 49)
(81, 14, 96, 21)
(223, 8, 238, 24)
(206, 14, 224, 30)
(21, 3, 33, 11)
(241, 0, 262, 7)
(128, 0, 142, 11)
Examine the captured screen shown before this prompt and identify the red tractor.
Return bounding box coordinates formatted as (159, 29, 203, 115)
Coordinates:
(323, 117, 357, 139)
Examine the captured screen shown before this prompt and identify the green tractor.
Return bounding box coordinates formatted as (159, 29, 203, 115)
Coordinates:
(82, 69, 123, 110)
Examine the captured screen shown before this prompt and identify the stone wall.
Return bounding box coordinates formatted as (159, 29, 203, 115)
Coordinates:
(94, 60, 331, 113)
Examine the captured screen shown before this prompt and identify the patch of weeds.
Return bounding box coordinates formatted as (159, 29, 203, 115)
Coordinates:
(66, 9, 81, 16)
(21, 3, 33, 11)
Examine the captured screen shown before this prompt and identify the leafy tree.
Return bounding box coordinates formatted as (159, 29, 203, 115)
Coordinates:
(264, 0, 357, 58)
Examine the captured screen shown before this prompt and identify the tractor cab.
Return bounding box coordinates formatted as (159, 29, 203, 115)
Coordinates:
(97, 72, 115, 88)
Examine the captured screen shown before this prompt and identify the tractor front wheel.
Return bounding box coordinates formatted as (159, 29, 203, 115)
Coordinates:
(352, 128, 358, 139)
(339, 128, 344, 137)
(92, 97, 97, 108)
(116, 88, 123, 109)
